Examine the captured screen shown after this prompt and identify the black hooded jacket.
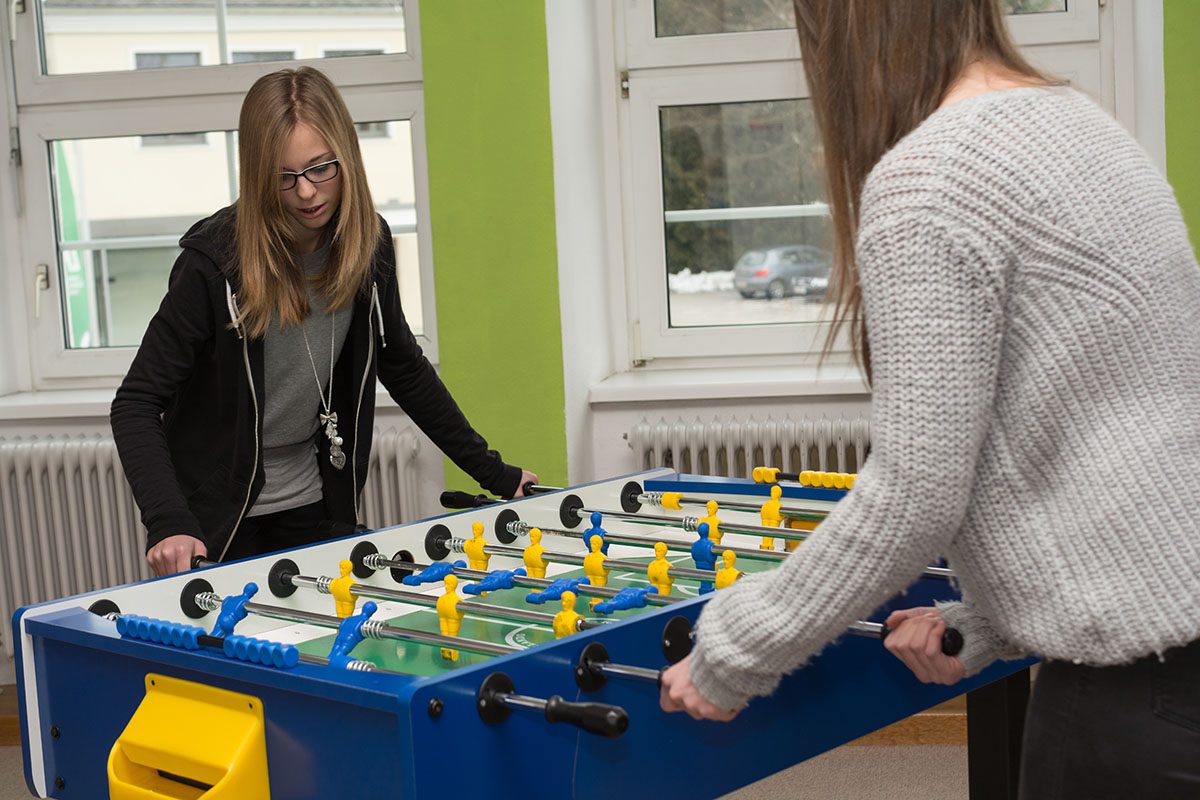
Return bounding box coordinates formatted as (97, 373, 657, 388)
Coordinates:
(110, 205, 520, 560)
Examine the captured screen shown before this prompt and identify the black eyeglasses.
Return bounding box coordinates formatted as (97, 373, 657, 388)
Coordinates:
(279, 158, 340, 191)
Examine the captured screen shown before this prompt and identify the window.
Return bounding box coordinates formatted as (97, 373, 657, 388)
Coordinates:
(324, 50, 390, 138)
(231, 51, 297, 65)
(136, 54, 208, 146)
(612, 0, 1106, 364)
(7, 1, 434, 385)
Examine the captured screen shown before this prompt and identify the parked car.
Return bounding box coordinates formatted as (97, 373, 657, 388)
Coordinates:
(733, 245, 831, 300)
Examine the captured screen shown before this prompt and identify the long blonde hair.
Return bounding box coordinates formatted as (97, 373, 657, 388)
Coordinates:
(233, 66, 378, 338)
(794, 0, 1051, 376)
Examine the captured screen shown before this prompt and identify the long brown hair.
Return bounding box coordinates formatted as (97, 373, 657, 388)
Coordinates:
(794, 0, 1050, 375)
(234, 66, 378, 338)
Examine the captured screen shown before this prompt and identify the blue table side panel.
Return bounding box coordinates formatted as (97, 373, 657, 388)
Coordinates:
(642, 474, 848, 503)
(27, 642, 416, 799)
(21, 579, 1030, 800)
(13, 608, 40, 798)
(403, 577, 1033, 800)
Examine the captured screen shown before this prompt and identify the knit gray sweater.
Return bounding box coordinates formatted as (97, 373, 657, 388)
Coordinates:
(689, 87, 1200, 711)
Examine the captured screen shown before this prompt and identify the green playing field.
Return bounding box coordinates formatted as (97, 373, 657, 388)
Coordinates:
(294, 547, 776, 675)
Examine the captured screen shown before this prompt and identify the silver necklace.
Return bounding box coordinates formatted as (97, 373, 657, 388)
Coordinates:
(300, 308, 346, 470)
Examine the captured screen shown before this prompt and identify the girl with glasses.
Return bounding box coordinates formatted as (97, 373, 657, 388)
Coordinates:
(112, 66, 537, 575)
(659, 2, 1200, 796)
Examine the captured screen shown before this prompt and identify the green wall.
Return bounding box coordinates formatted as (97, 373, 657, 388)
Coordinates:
(1165, 0, 1200, 250)
(421, 2, 568, 493)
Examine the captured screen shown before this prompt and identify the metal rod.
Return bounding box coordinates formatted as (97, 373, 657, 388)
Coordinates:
(566, 510, 954, 579)
(847, 620, 885, 638)
(376, 556, 679, 605)
(595, 661, 661, 684)
(641, 492, 831, 520)
(581, 506, 817, 544)
(501, 693, 547, 712)
(477, 545, 691, 596)
(289, 573, 602, 630)
(509, 520, 785, 564)
(198, 593, 518, 658)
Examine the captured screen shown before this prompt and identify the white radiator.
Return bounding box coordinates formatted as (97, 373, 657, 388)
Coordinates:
(359, 426, 423, 530)
(627, 415, 871, 478)
(0, 426, 423, 661)
(0, 435, 148, 661)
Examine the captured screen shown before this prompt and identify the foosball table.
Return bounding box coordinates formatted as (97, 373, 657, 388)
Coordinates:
(14, 469, 1033, 799)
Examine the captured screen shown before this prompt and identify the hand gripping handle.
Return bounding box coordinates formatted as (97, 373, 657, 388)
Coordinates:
(879, 623, 964, 656)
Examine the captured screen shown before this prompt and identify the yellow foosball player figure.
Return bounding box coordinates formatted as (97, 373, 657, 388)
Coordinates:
(699, 500, 723, 545)
(553, 590, 584, 639)
(330, 559, 358, 618)
(583, 535, 609, 610)
(715, 550, 742, 590)
(523, 527, 549, 579)
(647, 541, 675, 596)
(759, 485, 783, 550)
(464, 520, 491, 571)
(437, 574, 465, 661)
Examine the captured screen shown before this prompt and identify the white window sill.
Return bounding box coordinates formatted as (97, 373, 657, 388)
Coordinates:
(0, 389, 118, 421)
(0, 385, 413, 423)
(588, 363, 869, 405)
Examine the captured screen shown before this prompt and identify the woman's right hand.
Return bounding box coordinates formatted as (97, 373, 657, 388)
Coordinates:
(147, 535, 207, 576)
(883, 607, 966, 685)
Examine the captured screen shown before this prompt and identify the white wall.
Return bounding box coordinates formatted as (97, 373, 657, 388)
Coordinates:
(545, 0, 618, 484)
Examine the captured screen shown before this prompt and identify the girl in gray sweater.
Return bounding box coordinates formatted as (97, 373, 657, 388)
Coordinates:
(660, 2, 1200, 796)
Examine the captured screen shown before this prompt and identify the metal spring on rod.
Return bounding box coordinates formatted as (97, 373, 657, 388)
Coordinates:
(506, 520, 531, 536)
(447, 537, 468, 554)
(643, 491, 664, 508)
(362, 553, 388, 570)
(344, 660, 376, 672)
(681, 516, 700, 533)
(315, 576, 333, 594)
(196, 592, 222, 613)
(360, 619, 386, 640)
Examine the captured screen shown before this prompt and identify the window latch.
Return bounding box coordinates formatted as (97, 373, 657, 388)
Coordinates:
(9, 0, 25, 43)
(33, 264, 49, 319)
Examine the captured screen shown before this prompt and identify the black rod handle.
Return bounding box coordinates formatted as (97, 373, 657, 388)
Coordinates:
(519, 482, 558, 496)
(879, 623, 964, 657)
(439, 490, 497, 509)
(543, 696, 629, 738)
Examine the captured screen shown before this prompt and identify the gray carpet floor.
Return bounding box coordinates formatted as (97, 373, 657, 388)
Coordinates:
(1, 743, 967, 799)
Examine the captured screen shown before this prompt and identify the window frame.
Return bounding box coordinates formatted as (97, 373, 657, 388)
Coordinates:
(610, 0, 1111, 368)
(7, 0, 438, 388)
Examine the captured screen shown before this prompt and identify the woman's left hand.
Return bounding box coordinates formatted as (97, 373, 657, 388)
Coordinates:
(659, 655, 743, 722)
(512, 469, 540, 498)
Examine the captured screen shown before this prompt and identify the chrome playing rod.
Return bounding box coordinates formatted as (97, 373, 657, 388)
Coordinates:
(287, 573, 602, 631)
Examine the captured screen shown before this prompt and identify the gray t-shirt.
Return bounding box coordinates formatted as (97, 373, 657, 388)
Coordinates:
(249, 244, 353, 517)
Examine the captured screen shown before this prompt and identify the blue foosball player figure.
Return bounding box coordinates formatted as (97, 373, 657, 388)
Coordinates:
(403, 560, 466, 587)
(211, 582, 257, 638)
(691, 523, 717, 594)
(584, 511, 609, 555)
(526, 575, 590, 604)
(328, 600, 378, 670)
(593, 586, 656, 614)
(463, 568, 527, 595)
